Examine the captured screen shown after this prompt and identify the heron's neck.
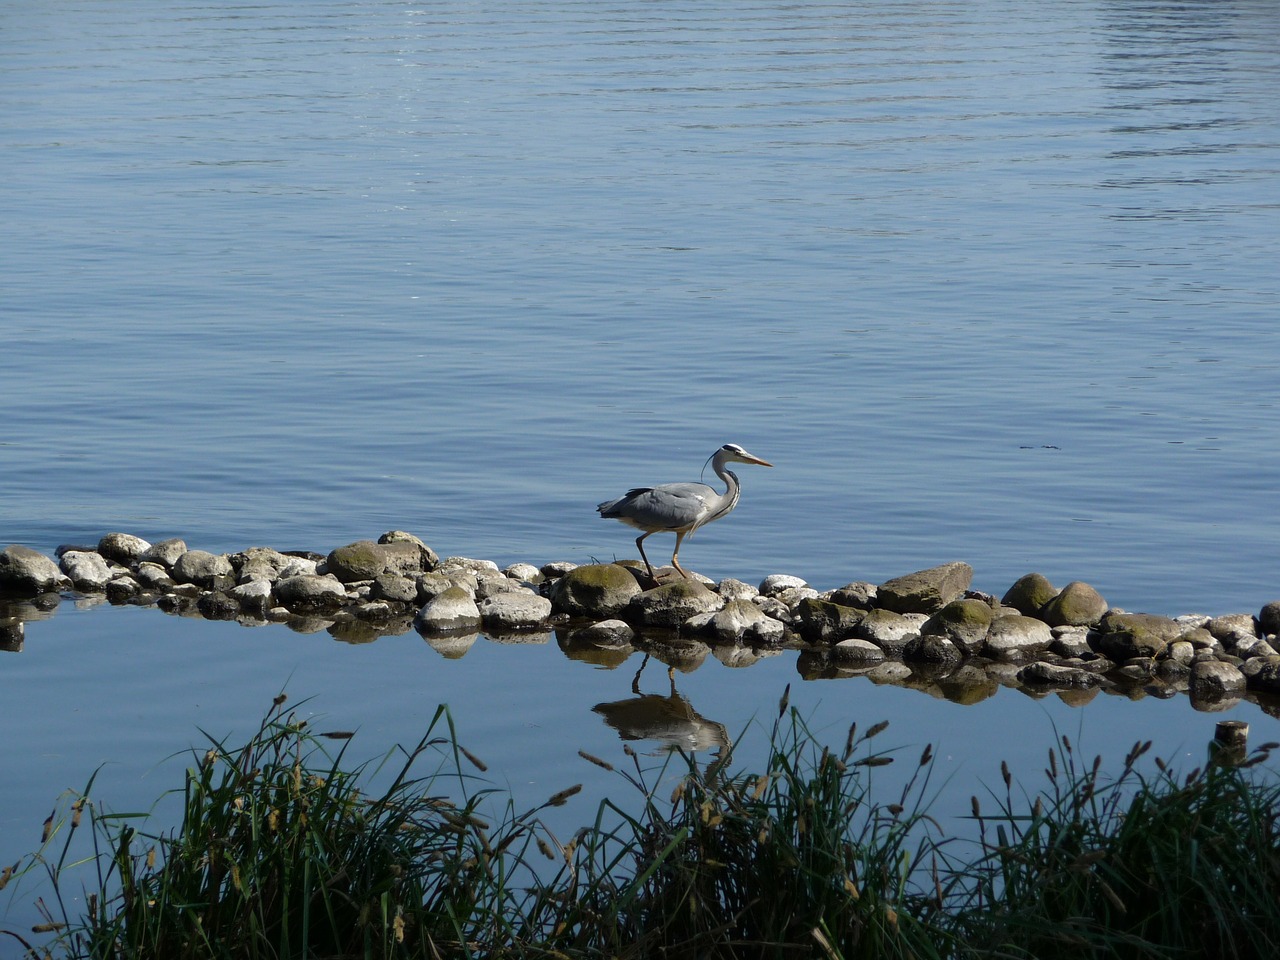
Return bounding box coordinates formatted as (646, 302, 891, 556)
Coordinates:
(710, 464, 741, 518)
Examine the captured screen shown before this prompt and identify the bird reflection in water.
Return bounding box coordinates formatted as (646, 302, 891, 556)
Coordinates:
(592, 654, 730, 759)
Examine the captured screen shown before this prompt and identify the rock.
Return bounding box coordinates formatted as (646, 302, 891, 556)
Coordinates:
(1091, 611, 1180, 661)
(326, 541, 388, 583)
(752, 595, 793, 623)
(377, 530, 440, 569)
(372, 573, 418, 604)
(173, 550, 235, 589)
(877, 562, 973, 615)
(868, 661, 914, 684)
(920, 599, 993, 655)
(701, 600, 784, 645)
(1001, 573, 1059, 617)
(826, 581, 877, 609)
(231, 547, 294, 583)
(230, 579, 273, 617)
(0, 545, 68, 595)
(831, 638, 886, 664)
(983, 615, 1054, 661)
(855, 608, 920, 656)
(759, 574, 808, 597)
(1259, 601, 1280, 637)
(1166, 640, 1196, 665)
(572, 619, 635, 647)
(438, 556, 502, 579)
(1039, 581, 1107, 627)
(418, 571, 475, 601)
(97, 533, 151, 565)
(903, 632, 963, 665)
(1049, 626, 1092, 658)
(540, 561, 578, 580)
(1242, 656, 1280, 694)
(477, 592, 552, 631)
(774, 585, 820, 606)
(793, 597, 864, 643)
(717, 578, 759, 602)
(135, 562, 175, 590)
(548, 563, 643, 618)
(275, 575, 347, 613)
(197, 592, 240, 621)
(415, 586, 482, 633)
(625, 579, 723, 629)
(59, 551, 113, 591)
(503, 562, 543, 583)
(1189, 660, 1246, 703)
(139, 538, 188, 569)
(105, 577, 141, 604)
(1207, 613, 1258, 646)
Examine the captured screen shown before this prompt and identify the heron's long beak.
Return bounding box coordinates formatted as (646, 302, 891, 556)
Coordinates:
(743, 455, 773, 467)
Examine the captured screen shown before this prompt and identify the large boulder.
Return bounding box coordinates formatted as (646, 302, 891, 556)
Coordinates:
(1190, 660, 1246, 704)
(0, 545, 68, 595)
(876, 562, 973, 615)
(59, 550, 113, 591)
(548, 563, 642, 618)
(1001, 573, 1058, 617)
(920, 599, 993, 655)
(1039, 581, 1108, 627)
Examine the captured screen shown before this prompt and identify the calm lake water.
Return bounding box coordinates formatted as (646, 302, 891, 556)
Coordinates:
(2, 0, 1279, 935)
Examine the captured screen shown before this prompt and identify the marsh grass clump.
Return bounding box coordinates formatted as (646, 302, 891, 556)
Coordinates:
(4, 693, 1280, 960)
(949, 733, 1280, 959)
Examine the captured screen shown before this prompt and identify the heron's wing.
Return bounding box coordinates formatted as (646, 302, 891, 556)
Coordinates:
(597, 482, 717, 531)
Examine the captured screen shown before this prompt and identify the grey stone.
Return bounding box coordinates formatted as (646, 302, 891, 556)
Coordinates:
(0, 545, 68, 595)
(60, 551, 113, 591)
(418, 571, 476, 602)
(825, 581, 877, 609)
(97, 533, 151, 565)
(197, 592, 241, 621)
(477, 591, 552, 631)
(1049, 626, 1092, 658)
(983, 615, 1054, 661)
(1092, 611, 1180, 661)
(855, 608, 919, 656)
(920, 598, 993, 655)
(476, 576, 525, 599)
(625, 579, 723, 629)
(438, 556, 502, 578)
(105, 577, 141, 604)
(139, 538, 187, 569)
(503, 562, 543, 583)
(278, 556, 319, 579)
(372, 573, 418, 604)
(275, 574, 347, 613)
(540, 561, 578, 579)
(135, 562, 175, 590)
(415, 586, 482, 633)
(377, 530, 440, 569)
(1167, 640, 1196, 665)
(1207, 613, 1257, 644)
(1039, 581, 1108, 627)
(752, 595, 793, 623)
(1190, 660, 1246, 702)
(702, 599, 783, 644)
(1258, 601, 1280, 637)
(548, 563, 643, 618)
(877, 562, 973, 615)
(774, 585, 820, 606)
(1001, 573, 1059, 617)
(230, 579, 274, 617)
(903, 632, 963, 664)
(1241, 656, 1280, 694)
(716, 578, 759, 602)
(231, 547, 294, 583)
(793, 597, 864, 643)
(759, 574, 809, 597)
(173, 550, 235, 588)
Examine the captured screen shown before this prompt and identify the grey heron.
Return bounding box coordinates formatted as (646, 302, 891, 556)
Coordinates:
(596, 443, 773, 580)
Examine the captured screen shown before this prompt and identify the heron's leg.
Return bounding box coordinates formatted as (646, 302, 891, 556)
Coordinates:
(670, 531, 690, 579)
(635, 532, 658, 580)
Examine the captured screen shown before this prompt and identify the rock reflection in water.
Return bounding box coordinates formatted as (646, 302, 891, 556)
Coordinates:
(593, 654, 730, 758)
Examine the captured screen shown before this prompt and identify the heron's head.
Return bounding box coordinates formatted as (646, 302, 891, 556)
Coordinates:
(718, 443, 773, 468)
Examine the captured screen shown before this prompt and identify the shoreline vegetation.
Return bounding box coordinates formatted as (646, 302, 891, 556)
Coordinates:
(3, 693, 1279, 959)
(4, 533, 1280, 714)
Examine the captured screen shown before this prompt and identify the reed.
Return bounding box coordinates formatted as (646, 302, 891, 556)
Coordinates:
(4, 694, 1279, 960)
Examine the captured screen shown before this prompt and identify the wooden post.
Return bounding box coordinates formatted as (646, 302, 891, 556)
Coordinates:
(1210, 719, 1249, 766)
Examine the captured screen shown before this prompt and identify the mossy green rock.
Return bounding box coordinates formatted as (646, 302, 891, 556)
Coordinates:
(794, 597, 865, 643)
(327, 540, 387, 583)
(1001, 573, 1059, 617)
(921, 598, 993, 654)
(626, 578, 723, 628)
(877, 562, 973, 615)
(549, 563, 643, 618)
(1092, 611, 1180, 661)
(1040, 580, 1107, 627)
